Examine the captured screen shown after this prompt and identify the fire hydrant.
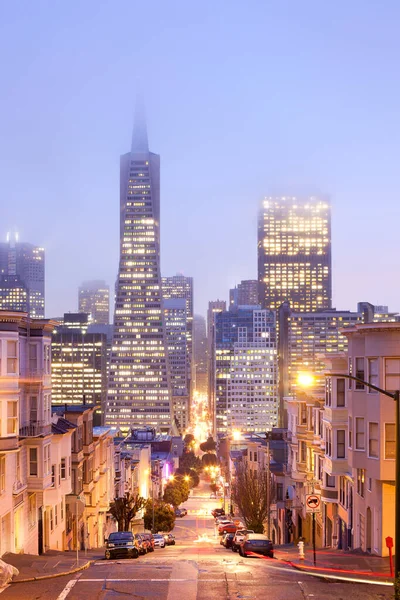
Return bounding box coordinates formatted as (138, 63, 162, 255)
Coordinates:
(297, 539, 305, 560)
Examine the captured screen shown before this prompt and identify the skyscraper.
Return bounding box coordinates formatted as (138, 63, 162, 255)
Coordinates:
(105, 107, 172, 433)
(0, 234, 45, 317)
(162, 274, 193, 400)
(258, 196, 332, 312)
(78, 280, 110, 325)
(229, 279, 259, 309)
(207, 300, 226, 432)
(193, 314, 207, 395)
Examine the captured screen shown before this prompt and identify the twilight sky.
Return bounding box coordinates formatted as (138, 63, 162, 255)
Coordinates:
(1, 1, 399, 319)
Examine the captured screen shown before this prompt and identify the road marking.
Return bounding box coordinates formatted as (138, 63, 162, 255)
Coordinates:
(56, 579, 78, 600)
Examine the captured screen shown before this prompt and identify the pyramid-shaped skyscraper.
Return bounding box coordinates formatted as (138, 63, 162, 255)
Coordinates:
(105, 106, 172, 432)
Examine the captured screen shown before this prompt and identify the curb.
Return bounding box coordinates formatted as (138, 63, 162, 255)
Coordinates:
(10, 559, 93, 584)
(279, 557, 393, 586)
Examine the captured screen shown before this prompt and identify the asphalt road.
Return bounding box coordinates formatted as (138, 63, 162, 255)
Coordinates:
(0, 490, 394, 600)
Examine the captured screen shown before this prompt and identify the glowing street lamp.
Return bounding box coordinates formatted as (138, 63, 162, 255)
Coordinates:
(296, 372, 315, 388)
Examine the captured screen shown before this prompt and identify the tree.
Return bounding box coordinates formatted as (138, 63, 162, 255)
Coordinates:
(144, 500, 175, 533)
(209, 482, 218, 493)
(202, 453, 218, 467)
(175, 467, 200, 488)
(231, 463, 270, 534)
(109, 492, 146, 532)
(163, 477, 190, 508)
(199, 436, 216, 453)
(179, 451, 202, 473)
(183, 433, 195, 447)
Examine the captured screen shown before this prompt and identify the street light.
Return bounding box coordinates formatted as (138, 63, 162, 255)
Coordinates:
(298, 371, 400, 588)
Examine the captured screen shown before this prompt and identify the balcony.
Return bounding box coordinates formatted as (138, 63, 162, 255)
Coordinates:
(19, 422, 51, 437)
(0, 436, 19, 451)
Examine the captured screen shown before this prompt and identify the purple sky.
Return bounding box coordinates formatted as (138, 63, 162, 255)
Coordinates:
(1, 1, 399, 318)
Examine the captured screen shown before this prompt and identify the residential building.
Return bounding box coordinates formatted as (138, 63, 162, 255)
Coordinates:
(162, 274, 194, 401)
(0, 234, 45, 317)
(207, 300, 226, 431)
(193, 314, 207, 395)
(215, 307, 278, 435)
(78, 280, 110, 325)
(229, 280, 258, 309)
(164, 298, 190, 433)
(258, 196, 332, 312)
(105, 106, 172, 433)
(51, 313, 108, 424)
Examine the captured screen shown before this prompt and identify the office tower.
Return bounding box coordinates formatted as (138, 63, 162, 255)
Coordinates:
(193, 314, 207, 395)
(105, 107, 171, 433)
(0, 234, 45, 317)
(258, 196, 332, 312)
(207, 300, 226, 432)
(78, 280, 110, 325)
(51, 313, 108, 423)
(164, 298, 189, 433)
(215, 307, 278, 434)
(229, 280, 259, 309)
(162, 274, 193, 400)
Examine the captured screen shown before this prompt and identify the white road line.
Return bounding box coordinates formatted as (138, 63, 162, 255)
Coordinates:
(56, 579, 78, 600)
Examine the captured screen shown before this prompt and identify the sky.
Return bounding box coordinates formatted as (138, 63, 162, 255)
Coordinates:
(0, 1, 399, 318)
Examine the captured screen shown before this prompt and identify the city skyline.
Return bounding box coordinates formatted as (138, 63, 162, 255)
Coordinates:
(1, 2, 399, 320)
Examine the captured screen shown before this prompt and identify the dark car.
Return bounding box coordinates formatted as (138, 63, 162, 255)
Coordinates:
(231, 529, 255, 552)
(141, 533, 155, 552)
(179, 507, 188, 517)
(211, 508, 225, 518)
(222, 533, 235, 549)
(105, 532, 139, 560)
(239, 534, 274, 558)
(134, 533, 148, 555)
(163, 533, 176, 546)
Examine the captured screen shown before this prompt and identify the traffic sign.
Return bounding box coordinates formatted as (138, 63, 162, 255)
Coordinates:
(306, 494, 321, 512)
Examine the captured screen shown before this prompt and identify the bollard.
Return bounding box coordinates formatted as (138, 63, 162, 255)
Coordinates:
(297, 539, 305, 560)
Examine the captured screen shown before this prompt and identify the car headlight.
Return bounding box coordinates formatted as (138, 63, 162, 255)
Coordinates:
(107, 543, 115, 548)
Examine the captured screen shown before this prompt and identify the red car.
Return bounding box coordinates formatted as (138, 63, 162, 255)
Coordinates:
(218, 522, 237, 535)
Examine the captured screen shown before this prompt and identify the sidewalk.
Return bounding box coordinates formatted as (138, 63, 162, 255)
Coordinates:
(274, 544, 393, 581)
(3, 549, 105, 582)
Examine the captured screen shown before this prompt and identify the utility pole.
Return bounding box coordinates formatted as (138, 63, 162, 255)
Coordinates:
(266, 435, 271, 539)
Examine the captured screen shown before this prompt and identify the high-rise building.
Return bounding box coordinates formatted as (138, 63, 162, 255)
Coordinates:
(207, 300, 226, 432)
(229, 280, 259, 309)
(0, 234, 45, 317)
(215, 307, 278, 434)
(193, 314, 207, 395)
(78, 280, 110, 325)
(164, 298, 189, 433)
(105, 107, 171, 433)
(162, 274, 193, 401)
(51, 313, 108, 424)
(258, 196, 332, 312)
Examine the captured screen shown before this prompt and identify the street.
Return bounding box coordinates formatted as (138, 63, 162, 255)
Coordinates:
(0, 482, 394, 600)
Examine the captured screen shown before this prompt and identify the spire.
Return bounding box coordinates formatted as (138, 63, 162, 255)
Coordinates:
(131, 95, 149, 153)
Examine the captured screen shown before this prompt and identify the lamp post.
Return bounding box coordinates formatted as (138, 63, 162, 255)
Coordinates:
(299, 371, 400, 590)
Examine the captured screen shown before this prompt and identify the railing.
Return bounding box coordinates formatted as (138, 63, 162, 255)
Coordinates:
(19, 421, 51, 437)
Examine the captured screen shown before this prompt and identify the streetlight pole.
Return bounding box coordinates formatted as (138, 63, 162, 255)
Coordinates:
(327, 373, 400, 589)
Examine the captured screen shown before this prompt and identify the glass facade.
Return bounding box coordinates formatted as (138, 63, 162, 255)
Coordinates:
(78, 280, 110, 325)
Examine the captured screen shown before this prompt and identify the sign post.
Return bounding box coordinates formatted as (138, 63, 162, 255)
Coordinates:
(306, 494, 321, 566)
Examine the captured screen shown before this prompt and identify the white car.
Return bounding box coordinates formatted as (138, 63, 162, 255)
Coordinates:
(153, 534, 166, 548)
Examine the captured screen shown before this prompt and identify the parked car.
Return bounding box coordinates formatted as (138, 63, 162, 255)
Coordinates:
(232, 529, 254, 552)
(179, 507, 188, 517)
(222, 533, 235, 549)
(211, 508, 225, 518)
(175, 507, 188, 518)
(215, 517, 231, 525)
(239, 534, 274, 558)
(134, 533, 148, 555)
(163, 533, 176, 546)
(209, 493, 217, 499)
(153, 534, 166, 548)
(104, 532, 139, 560)
(218, 522, 237, 535)
(141, 533, 155, 552)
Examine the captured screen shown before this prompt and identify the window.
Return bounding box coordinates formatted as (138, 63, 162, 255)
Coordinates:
(16, 452, 21, 483)
(357, 468, 365, 497)
(385, 359, 400, 393)
(325, 377, 332, 406)
(55, 504, 58, 527)
(7, 341, 17, 374)
(368, 359, 378, 392)
(50, 508, 53, 531)
(325, 428, 332, 457)
(61, 500, 64, 521)
(355, 358, 365, 389)
(254, 452, 257, 462)
(249, 451, 252, 461)
(0, 455, 5, 492)
(276, 483, 283, 501)
(28, 494, 36, 528)
(339, 477, 345, 505)
(29, 396, 38, 423)
(336, 378, 345, 407)
(367, 477, 372, 492)
(61, 457, 66, 479)
(355, 417, 365, 450)
(44, 445, 50, 476)
(326, 474, 335, 487)
(51, 465, 56, 487)
(29, 448, 38, 476)
(337, 430, 346, 459)
(300, 403, 307, 424)
(348, 416, 352, 448)
(348, 358, 353, 389)
(385, 423, 396, 459)
(44, 345, 51, 374)
(368, 422, 379, 458)
(7, 401, 17, 435)
(300, 441, 307, 462)
(29, 344, 37, 373)
(68, 457, 71, 478)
